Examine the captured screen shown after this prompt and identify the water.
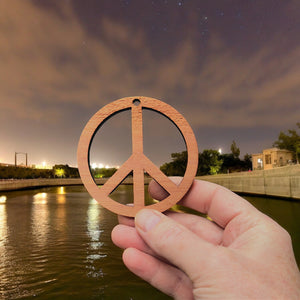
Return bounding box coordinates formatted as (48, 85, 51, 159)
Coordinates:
(0, 186, 299, 299)
(244, 195, 300, 267)
(0, 186, 170, 299)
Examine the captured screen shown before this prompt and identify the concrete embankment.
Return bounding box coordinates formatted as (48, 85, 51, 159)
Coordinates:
(0, 178, 85, 192)
(197, 165, 300, 200)
(1, 165, 299, 199)
(0, 177, 152, 192)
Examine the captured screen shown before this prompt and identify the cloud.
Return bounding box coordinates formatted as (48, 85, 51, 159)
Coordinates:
(0, 0, 299, 131)
(142, 33, 299, 129)
(0, 1, 135, 120)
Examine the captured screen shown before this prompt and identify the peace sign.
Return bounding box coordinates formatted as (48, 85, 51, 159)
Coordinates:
(77, 96, 198, 217)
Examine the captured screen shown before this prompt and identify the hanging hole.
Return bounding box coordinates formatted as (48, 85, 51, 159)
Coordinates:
(133, 99, 141, 106)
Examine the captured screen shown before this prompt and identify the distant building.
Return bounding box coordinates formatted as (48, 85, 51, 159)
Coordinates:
(0, 162, 14, 167)
(252, 148, 293, 170)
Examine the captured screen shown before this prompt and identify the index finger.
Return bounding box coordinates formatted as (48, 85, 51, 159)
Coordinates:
(149, 178, 257, 228)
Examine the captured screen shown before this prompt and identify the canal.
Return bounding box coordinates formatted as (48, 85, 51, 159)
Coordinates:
(0, 185, 299, 299)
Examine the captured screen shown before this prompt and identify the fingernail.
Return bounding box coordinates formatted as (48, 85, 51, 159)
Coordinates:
(135, 209, 162, 232)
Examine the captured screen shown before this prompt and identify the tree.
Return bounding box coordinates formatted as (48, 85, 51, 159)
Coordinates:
(243, 153, 252, 170)
(197, 150, 223, 176)
(160, 151, 187, 176)
(230, 140, 240, 159)
(54, 168, 65, 178)
(53, 164, 79, 178)
(92, 167, 117, 178)
(273, 123, 300, 163)
(219, 152, 252, 173)
(0, 165, 53, 179)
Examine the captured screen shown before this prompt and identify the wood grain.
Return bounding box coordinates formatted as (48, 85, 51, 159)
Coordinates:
(77, 96, 198, 217)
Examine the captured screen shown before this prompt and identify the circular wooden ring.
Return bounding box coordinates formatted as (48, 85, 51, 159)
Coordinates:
(77, 96, 198, 217)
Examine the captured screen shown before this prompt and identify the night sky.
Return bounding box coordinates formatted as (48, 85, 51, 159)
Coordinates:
(0, 0, 299, 168)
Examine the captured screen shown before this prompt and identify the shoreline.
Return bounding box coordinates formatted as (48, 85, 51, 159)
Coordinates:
(197, 164, 300, 200)
(1, 165, 299, 200)
(0, 177, 152, 192)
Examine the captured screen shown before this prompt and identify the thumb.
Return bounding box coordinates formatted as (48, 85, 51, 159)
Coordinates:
(135, 209, 216, 280)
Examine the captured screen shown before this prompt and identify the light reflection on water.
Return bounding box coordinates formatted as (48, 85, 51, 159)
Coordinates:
(0, 186, 171, 299)
(0, 186, 299, 299)
(0, 202, 7, 242)
(0, 203, 8, 285)
(33, 192, 47, 204)
(32, 192, 49, 248)
(86, 198, 106, 279)
(58, 186, 66, 195)
(0, 195, 7, 203)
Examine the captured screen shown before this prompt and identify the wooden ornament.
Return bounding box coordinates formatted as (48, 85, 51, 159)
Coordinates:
(77, 96, 198, 217)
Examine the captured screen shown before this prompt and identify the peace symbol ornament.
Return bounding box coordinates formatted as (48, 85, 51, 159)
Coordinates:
(77, 96, 198, 217)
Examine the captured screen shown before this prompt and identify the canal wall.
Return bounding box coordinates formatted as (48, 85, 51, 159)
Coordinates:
(197, 165, 300, 200)
(0, 178, 83, 192)
(1, 165, 299, 200)
(0, 177, 151, 192)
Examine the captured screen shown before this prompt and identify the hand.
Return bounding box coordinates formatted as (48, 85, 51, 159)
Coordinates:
(112, 178, 300, 299)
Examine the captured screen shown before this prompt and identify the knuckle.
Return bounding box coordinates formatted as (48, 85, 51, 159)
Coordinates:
(171, 273, 192, 299)
(279, 226, 292, 243)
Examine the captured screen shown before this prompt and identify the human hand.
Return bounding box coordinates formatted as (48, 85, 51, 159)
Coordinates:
(112, 178, 300, 299)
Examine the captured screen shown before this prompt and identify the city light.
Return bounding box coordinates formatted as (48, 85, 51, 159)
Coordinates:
(35, 162, 52, 169)
(218, 148, 222, 154)
(55, 168, 65, 178)
(91, 162, 119, 169)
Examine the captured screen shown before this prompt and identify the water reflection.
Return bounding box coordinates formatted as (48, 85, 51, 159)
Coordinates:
(0, 202, 7, 257)
(33, 192, 47, 205)
(0, 195, 7, 204)
(56, 186, 66, 204)
(32, 192, 49, 247)
(87, 199, 104, 251)
(47, 187, 66, 233)
(58, 186, 66, 195)
(86, 199, 105, 278)
(2, 186, 298, 299)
